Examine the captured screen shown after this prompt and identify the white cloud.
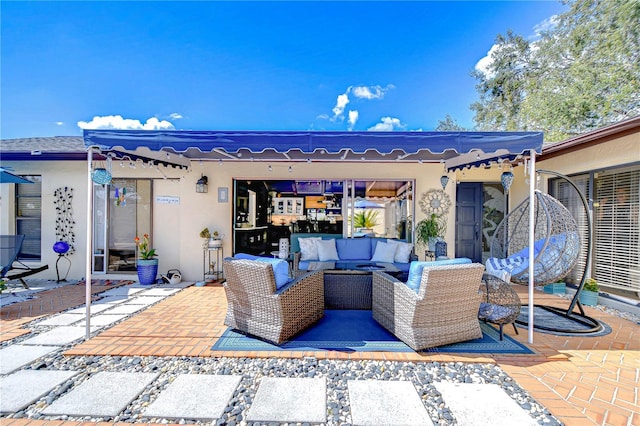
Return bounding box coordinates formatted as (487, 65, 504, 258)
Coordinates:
(475, 43, 500, 77)
(348, 110, 359, 131)
(532, 15, 558, 39)
(367, 117, 406, 132)
(77, 115, 175, 130)
(55, 121, 64, 126)
(169, 112, 183, 120)
(351, 84, 394, 100)
(331, 92, 350, 121)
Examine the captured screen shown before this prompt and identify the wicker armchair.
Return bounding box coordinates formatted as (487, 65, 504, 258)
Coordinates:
(372, 263, 485, 350)
(478, 273, 521, 340)
(222, 258, 324, 344)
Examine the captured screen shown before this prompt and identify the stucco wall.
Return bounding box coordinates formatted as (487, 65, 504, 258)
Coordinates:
(2, 160, 453, 282)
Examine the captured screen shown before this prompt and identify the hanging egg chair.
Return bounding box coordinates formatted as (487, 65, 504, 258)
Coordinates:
(488, 170, 603, 335)
(489, 190, 581, 286)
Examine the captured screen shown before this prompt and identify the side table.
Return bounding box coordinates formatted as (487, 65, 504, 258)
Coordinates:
(203, 246, 224, 282)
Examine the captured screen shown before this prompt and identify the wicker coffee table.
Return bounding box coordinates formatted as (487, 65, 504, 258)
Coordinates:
(323, 263, 402, 309)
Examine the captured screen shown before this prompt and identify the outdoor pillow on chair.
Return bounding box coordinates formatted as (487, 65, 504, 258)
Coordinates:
(317, 239, 340, 261)
(370, 241, 397, 263)
(299, 237, 322, 261)
(485, 256, 525, 282)
(385, 239, 414, 263)
(405, 257, 473, 292)
(233, 253, 291, 290)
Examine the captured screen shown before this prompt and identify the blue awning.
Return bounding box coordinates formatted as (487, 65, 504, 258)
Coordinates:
(83, 129, 543, 166)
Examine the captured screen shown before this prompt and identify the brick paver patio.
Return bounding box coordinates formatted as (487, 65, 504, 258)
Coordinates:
(2, 282, 638, 425)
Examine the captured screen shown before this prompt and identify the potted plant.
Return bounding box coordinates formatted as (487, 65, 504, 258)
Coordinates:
(415, 213, 446, 252)
(208, 230, 223, 248)
(354, 210, 379, 231)
(200, 227, 211, 248)
(579, 277, 599, 306)
(134, 233, 158, 285)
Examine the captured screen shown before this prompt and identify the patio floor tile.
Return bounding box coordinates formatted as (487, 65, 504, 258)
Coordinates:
(246, 377, 326, 423)
(0, 370, 79, 413)
(42, 371, 159, 417)
(348, 380, 433, 426)
(143, 374, 241, 421)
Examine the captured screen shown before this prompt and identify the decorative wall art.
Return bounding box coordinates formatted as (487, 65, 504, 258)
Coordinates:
(54, 186, 75, 256)
(418, 189, 451, 216)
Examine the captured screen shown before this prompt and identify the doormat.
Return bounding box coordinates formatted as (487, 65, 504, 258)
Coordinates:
(212, 310, 533, 354)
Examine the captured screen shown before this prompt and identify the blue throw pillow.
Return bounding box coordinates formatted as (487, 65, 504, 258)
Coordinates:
(405, 258, 473, 293)
(233, 253, 291, 290)
(336, 238, 371, 260)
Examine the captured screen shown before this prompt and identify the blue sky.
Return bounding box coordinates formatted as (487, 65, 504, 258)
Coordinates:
(1, 1, 566, 139)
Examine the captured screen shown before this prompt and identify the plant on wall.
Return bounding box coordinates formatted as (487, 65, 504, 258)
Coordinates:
(54, 187, 75, 256)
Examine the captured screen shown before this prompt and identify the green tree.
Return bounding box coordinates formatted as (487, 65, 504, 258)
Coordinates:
(472, 0, 640, 141)
(435, 114, 467, 131)
(471, 30, 533, 131)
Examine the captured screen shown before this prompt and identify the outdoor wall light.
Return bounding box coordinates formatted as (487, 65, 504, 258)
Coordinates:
(196, 174, 208, 193)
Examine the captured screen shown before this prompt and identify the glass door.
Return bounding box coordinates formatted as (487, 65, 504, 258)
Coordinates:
(92, 179, 152, 273)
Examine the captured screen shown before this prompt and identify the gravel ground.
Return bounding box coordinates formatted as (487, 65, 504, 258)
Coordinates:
(9, 354, 562, 426)
(5, 281, 639, 425)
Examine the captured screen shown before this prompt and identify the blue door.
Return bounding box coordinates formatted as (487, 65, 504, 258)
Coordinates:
(455, 183, 483, 262)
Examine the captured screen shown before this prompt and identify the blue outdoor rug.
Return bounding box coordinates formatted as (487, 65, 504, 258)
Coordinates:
(212, 310, 533, 354)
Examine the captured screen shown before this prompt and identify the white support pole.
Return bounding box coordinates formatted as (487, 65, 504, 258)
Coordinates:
(528, 150, 536, 344)
(85, 147, 94, 340)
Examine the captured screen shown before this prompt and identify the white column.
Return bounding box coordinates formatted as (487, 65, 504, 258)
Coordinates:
(528, 150, 536, 344)
(85, 147, 94, 340)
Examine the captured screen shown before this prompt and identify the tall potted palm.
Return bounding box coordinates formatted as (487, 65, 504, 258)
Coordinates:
(135, 233, 158, 285)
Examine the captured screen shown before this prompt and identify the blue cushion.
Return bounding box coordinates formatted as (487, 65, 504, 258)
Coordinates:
(405, 258, 473, 293)
(233, 253, 291, 290)
(336, 238, 371, 260)
(368, 237, 387, 255)
(479, 302, 515, 322)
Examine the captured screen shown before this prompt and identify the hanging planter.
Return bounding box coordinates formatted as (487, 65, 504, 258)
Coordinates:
(92, 168, 112, 185)
(501, 170, 514, 193)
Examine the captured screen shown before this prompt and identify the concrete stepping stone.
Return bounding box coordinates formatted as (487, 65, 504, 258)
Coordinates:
(35, 313, 84, 326)
(125, 296, 166, 305)
(435, 382, 537, 426)
(247, 377, 326, 423)
(144, 374, 241, 421)
(42, 371, 159, 417)
(74, 314, 128, 328)
(102, 303, 148, 315)
(348, 380, 433, 426)
(91, 296, 127, 306)
(99, 287, 145, 297)
(0, 369, 78, 413)
(19, 326, 99, 346)
(141, 288, 180, 296)
(0, 344, 60, 374)
(66, 303, 113, 314)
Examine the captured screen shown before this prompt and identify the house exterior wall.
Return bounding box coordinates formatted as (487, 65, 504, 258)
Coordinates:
(2, 159, 453, 282)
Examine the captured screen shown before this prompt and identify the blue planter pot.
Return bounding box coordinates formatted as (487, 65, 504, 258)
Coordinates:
(579, 289, 598, 306)
(137, 259, 158, 285)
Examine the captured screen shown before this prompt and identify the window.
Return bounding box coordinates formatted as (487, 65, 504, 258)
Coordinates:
(550, 166, 640, 295)
(15, 176, 42, 261)
(593, 167, 639, 294)
(549, 174, 590, 285)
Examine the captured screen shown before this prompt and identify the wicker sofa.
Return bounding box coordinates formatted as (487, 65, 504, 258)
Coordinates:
(222, 257, 324, 344)
(290, 233, 416, 275)
(372, 262, 485, 350)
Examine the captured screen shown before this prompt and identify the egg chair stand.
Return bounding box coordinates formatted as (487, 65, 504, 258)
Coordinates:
(491, 169, 603, 334)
